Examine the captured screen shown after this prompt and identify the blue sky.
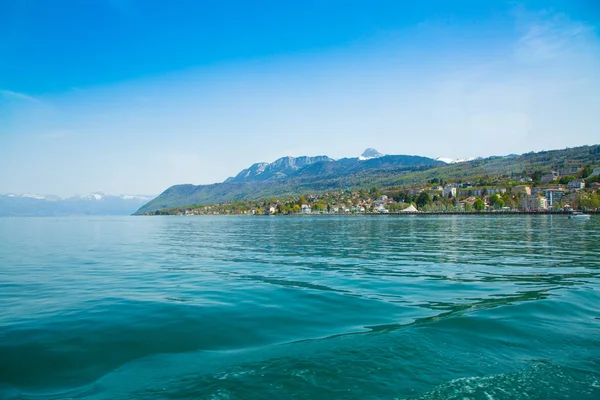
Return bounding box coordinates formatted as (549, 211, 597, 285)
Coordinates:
(1, 0, 599, 196)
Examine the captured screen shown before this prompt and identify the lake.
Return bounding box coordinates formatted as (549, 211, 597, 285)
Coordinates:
(1, 215, 599, 399)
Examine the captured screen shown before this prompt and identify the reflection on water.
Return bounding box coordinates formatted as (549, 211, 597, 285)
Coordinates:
(0, 215, 599, 399)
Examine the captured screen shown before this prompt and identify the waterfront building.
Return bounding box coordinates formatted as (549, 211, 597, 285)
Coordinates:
(542, 189, 566, 206)
(519, 195, 548, 211)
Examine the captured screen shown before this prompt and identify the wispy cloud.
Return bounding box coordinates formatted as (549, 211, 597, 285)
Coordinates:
(514, 8, 598, 62)
(0, 89, 44, 105)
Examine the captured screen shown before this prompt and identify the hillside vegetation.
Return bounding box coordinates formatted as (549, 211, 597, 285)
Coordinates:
(135, 145, 600, 214)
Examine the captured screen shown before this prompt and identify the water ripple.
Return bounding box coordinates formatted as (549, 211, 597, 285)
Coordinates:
(0, 215, 599, 399)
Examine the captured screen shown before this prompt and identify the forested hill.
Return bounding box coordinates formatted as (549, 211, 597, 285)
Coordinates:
(134, 145, 600, 215)
(135, 153, 442, 214)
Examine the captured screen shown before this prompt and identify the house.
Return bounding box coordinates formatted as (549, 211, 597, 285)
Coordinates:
(487, 188, 507, 195)
(461, 196, 477, 206)
(459, 188, 484, 197)
(377, 195, 388, 202)
(590, 182, 600, 190)
(511, 185, 531, 196)
(519, 195, 548, 211)
(300, 204, 312, 214)
(442, 186, 456, 198)
(373, 203, 387, 212)
(567, 179, 585, 190)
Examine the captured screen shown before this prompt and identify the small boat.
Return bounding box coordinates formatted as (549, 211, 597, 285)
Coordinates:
(569, 212, 591, 220)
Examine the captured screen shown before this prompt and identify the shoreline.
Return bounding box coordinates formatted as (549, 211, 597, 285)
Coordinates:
(141, 210, 599, 217)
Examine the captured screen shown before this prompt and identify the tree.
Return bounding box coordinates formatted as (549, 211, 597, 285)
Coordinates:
(473, 198, 485, 211)
(370, 186, 381, 198)
(298, 195, 307, 206)
(489, 194, 500, 206)
(313, 202, 326, 212)
(558, 176, 575, 185)
(416, 191, 430, 208)
(576, 192, 600, 210)
(580, 166, 593, 178)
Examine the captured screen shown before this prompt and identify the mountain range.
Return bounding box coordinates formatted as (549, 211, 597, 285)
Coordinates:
(135, 149, 447, 214)
(0, 193, 154, 217)
(135, 145, 600, 215)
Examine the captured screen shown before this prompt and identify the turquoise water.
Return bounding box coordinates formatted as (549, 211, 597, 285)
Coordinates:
(0, 215, 599, 399)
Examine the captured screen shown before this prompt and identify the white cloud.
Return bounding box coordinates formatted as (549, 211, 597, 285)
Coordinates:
(0, 89, 43, 105)
(514, 8, 598, 63)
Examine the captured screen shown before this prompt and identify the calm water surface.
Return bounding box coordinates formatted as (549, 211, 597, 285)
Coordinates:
(0, 215, 599, 399)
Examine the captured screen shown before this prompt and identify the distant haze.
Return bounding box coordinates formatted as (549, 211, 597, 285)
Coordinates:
(1, 1, 599, 197)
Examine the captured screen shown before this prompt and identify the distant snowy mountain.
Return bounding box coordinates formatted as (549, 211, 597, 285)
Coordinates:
(435, 156, 476, 164)
(359, 148, 385, 161)
(69, 192, 154, 202)
(225, 155, 334, 183)
(436, 153, 519, 164)
(0, 192, 155, 216)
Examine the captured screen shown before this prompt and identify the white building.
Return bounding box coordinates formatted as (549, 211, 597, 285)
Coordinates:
(487, 188, 507, 195)
(519, 195, 548, 211)
(442, 186, 457, 198)
(373, 203, 387, 212)
(300, 204, 312, 214)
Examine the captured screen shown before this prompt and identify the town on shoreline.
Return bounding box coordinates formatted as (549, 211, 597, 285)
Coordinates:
(145, 167, 600, 216)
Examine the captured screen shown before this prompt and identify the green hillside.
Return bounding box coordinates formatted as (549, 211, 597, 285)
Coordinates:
(135, 145, 600, 215)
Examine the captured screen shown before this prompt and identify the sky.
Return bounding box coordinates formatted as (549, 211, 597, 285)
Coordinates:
(1, 0, 599, 197)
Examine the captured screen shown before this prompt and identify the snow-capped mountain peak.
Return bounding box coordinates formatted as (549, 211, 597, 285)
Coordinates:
(0, 192, 157, 216)
(81, 192, 105, 201)
(435, 156, 475, 164)
(21, 193, 48, 200)
(359, 148, 385, 161)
